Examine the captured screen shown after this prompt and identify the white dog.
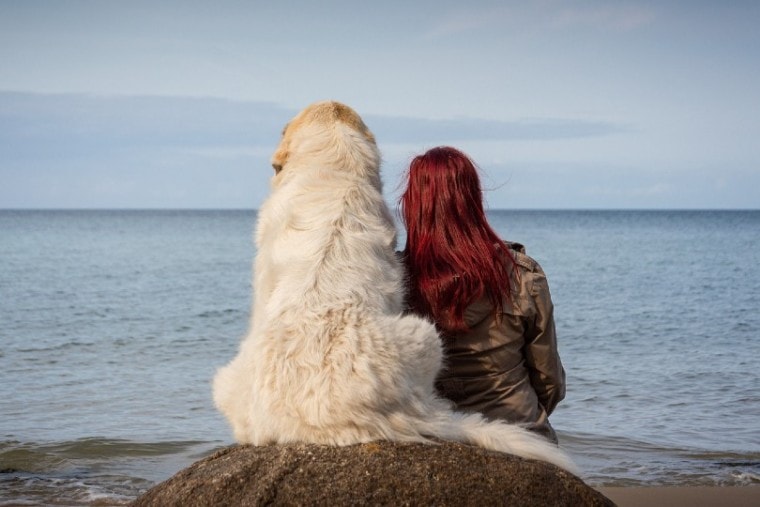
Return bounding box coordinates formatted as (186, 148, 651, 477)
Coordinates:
(212, 101, 576, 473)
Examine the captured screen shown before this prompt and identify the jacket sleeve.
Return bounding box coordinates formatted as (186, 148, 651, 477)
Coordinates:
(523, 267, 566, 415)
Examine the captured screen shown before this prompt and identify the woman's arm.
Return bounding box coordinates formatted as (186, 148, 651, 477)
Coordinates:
(523, 267, 566, 415)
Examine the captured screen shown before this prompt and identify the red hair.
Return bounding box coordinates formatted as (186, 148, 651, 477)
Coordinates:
(400, 146, 516, 333)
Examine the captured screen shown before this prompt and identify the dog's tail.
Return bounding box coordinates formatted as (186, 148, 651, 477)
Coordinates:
(416, 409, 578, 474)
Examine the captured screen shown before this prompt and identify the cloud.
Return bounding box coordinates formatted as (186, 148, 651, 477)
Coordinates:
(1, 92, 625, 155)
(0, 92, 626, 208)
(550, 3, 656, 32)
(425, 1, 655, 40)
(0, 92, 288, 156)
(369, 115, 627, 144)
(0, 92, 291, 208)
(423, 5, 512, 39)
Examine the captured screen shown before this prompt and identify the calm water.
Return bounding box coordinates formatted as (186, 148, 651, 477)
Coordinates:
(1, 209, 759, 505)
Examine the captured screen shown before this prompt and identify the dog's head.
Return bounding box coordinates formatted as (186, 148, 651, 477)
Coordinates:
(270, 101, 380, 185)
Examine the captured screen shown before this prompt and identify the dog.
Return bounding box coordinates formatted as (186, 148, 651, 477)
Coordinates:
(212, 101, 576, 473)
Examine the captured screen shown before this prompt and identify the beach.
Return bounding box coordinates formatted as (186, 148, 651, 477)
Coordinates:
(597, 486, 760, 507)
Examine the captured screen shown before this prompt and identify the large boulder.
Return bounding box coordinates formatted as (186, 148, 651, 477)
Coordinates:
(133, 441, 613, 506)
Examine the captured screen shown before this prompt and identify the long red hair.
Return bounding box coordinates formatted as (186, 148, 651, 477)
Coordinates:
(400, 146, 516, 333)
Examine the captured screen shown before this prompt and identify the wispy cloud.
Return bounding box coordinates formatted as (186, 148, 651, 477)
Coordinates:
(369, 114, 627, 144)
(0, 92, 627, 208)
(0, 92, 288, 154)
(1, 92, 625, 155)
(423, 6, 512, 39)
(425, 1, 655, 40)
(550, 3, 656, 32)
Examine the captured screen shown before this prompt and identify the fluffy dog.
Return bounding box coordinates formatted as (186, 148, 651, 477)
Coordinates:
(212, 101, 576, 472)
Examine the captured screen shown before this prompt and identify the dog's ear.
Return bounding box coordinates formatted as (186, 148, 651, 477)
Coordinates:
(330, 102, 376, 145)
(271, 123, 290, 173)
(271, 146, 287, 174)
(271, 151, 286, 174)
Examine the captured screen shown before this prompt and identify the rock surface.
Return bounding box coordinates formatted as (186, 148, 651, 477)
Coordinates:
(132, 441, 614, 506)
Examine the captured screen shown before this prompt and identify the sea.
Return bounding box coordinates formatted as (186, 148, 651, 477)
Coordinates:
(1, 209, 758, 505)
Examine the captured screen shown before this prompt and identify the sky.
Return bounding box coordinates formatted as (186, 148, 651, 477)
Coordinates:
(1, 0, 759, 209)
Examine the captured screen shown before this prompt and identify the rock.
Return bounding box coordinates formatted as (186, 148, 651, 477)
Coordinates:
(132, 441, 614, 506)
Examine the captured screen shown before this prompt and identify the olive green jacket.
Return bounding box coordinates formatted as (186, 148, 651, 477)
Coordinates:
(435, 243, 566, 442)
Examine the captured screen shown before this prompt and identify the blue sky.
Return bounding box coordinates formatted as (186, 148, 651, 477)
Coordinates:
(1, 0, 759, 209)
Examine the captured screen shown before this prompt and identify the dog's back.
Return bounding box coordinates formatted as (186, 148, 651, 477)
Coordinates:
(213, 101, 577, 473)
(214, 101, 426, 444)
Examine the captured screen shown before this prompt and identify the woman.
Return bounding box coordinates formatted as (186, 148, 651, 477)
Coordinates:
(399, 146, 565, 442)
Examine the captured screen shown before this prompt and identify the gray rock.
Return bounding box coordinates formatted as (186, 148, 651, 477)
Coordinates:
(133, 441, 614, 506)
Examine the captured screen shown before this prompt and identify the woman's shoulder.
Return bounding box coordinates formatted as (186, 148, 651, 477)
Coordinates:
(504, 241, 545, 275)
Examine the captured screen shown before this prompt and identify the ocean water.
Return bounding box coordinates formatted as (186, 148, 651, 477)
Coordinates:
(1, 209, 758, 505)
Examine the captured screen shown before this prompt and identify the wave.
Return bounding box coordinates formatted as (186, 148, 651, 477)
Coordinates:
(14, 340, 97, 354)
(0, 438, 214, 474)
(0, 438, 222, 506)
(195, 308, 243, 319)
(0, 474, 146, 507)
(560, 431, 760, 487)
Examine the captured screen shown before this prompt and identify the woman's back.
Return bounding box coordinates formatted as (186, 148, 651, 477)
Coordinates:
(399, 146, 566, 442)
(435, 243, 564, 442)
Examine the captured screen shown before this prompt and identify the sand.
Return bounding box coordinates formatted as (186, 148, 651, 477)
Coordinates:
(596, 486, 760, 507)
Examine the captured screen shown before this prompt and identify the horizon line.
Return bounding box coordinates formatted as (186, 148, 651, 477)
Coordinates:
(2, 207, 758, 212)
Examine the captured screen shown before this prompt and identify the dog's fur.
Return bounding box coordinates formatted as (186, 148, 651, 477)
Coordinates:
(212, 101, 576, 472)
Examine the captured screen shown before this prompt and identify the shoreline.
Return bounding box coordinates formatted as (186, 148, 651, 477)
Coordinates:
(596, 486, 760, 507)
